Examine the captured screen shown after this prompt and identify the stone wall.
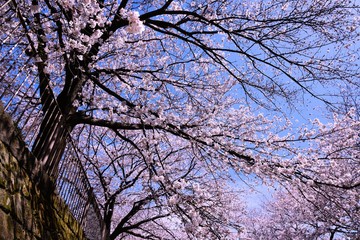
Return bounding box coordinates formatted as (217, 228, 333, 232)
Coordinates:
(0, 104, 87, 240)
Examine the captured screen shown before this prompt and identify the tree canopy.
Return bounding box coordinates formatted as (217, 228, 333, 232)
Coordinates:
(1, 0, 359, 239)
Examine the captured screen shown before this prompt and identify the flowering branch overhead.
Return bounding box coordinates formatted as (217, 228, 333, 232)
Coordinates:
(1, 0, 359, 239)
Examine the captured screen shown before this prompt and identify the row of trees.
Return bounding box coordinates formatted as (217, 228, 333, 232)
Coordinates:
(244, 111, 360, 239)
(1, 0, 359, 239)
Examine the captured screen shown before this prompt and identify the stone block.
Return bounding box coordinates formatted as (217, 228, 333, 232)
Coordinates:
(13, 170, 26, 192)
(13, 192, 24, 223)
(0, 168, 8, 189)
(0, 210, 14, 240)
(22, 199, 33, 231)
(14, 221, 27, 239)
(0, 141, 10, 167)
(8, 171, 17, 193)
(71, 219, 79, 233)
(63, 208, 69, 224)
(32, 217, 42, 238)
(0, 188, 12, 213)
(21, 182, 31, 198)
(9, 154, 20, 173)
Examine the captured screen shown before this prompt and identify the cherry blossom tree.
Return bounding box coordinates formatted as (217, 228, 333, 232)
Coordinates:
(244, 111, 360, 239)
(1, 0, 359, 239)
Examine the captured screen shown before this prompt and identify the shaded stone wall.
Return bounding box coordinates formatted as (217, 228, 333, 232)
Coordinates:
(0, 104, 87, 240)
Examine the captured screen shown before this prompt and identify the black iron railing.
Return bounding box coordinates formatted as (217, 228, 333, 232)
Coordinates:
(0, 77, 104, 240)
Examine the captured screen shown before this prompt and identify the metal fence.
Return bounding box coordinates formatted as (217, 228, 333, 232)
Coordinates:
(0, 73, 104, 240)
